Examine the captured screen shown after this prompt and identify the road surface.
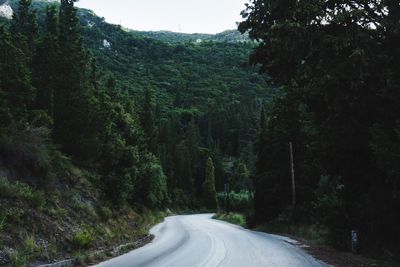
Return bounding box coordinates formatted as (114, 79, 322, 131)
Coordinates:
(94, 214, 326, 267)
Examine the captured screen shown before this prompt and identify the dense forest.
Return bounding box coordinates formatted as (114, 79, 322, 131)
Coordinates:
(239, 0, 400, 261)
(1, 0, 270, 208)
(0, 1, 273, 264)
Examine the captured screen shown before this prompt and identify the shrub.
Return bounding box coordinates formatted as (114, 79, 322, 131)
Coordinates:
(98, 207, 113, 221)
(0, 177, 45, 208)
(10, 249, 28, 267)
(73, 227, 96, 249)
(213, 213, 246, 227)
(217, 190, 253, 212)
(72, 197, 97, 218)
(0, 124, 55, 185)
(0, 177, 14, 198)
(46, 207, 68, 220)
(74, 251, 88, 266)
(313, 176, 347, 249)
(0, 210, 7, 232)
(10, 235, 41, 267)
(5, 207, 25, 224)
(135, 154, 168, 208)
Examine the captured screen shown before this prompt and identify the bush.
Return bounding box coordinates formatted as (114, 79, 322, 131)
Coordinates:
(135, 154, 168, 208)
(46, 207, 68, 220)
(0, 210, 7, 232)
(217, 190, 253, 212)
(74, 251, 88, 266)
(213, 213, 246, 227)
(72, 197, 97, 218)
(98, 206, 113, 221)
(0, 124, 55, 185)
(10, 235, 41, 267)
(313, 176, 348, 249)
(73, 227, 96, 249)
(10, 249, 29, 267)
(0, 177, 45, 208)
(4, 207, 25, 224)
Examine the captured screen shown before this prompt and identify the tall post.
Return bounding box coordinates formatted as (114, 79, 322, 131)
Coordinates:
(289, 141, 296, 206)
(226, 183, 230, 214)
(225, 183, 230, 213)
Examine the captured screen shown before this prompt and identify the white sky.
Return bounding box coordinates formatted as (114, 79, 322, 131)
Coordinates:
(75, 0, 247, 34)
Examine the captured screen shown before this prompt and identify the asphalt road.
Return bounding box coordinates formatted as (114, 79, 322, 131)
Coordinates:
(94, 214, 326, 267)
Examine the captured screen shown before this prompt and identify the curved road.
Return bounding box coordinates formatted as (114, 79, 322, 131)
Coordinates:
(94, 214, 326, 267)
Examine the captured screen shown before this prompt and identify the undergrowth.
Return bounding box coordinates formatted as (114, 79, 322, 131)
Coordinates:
(213, 213, 246, 227)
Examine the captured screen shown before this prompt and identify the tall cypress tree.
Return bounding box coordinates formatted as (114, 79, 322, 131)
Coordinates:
(53, 0, 93, 160)
(140, 87, 156, 152)
(0, 25, 34, 121)
(33, 5, 58, 117)
(203, 157, 218, 209)
(11, 0, 38, 63)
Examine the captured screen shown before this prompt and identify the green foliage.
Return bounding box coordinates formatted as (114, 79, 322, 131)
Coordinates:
(10, 235, 41, 267)
(213, 213, 246, 227)
(0, 209, 7, 232)
(98, 128, 140, 206)
(140, 87, 157, 152)
(74, 251, 88, 266)
(0, 24, 34, 121)
(0, 177, 45, 208)
(136, 30, 250, 44)
(231, 162, 250, 192)
(1, 207, 25, 225)
(241, 0, 400, 257)
(135, 154, 168, 208)
(98, 206, 113, 221)
(313, 176, 347, 248)
(72, 198, 97, 218)
(202, 157, 218, 209)
(217, 191, 253, 212)
(1, 0, 270, 215)
(0, 125, 55, 186)
(11, 0, 38, 57)
(73, 227, 96, 249)
(256, 222, 326, 245)
(46, 207, 68, 220)
(33, 5, 58, 116)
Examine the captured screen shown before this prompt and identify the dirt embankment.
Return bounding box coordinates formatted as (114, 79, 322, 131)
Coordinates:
(0, 167, 166, 266)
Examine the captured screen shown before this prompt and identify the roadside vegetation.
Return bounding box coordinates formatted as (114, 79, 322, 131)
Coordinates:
(213, 213, 246, 227)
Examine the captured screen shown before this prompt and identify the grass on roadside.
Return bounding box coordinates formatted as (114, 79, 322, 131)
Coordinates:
(212, 213, 246, 227)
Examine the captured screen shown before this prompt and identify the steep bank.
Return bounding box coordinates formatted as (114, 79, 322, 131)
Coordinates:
(0, 167, 167, 266)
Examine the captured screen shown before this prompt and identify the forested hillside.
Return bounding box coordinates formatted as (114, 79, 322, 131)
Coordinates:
(75, 2, 271, 204)
(0, 0, 271, 265)
(239, 0, 400, 263)
(133, 30, 250, 43)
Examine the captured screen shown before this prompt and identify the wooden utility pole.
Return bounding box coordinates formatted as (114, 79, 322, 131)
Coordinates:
(289, 141, 296, 206)
(225, 183, 230, 214)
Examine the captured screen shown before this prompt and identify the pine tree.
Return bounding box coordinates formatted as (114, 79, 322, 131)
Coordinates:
(203, 157, 218, 209)
(105, 74, 119, 99)
(140, 87, 156, 152)
(0, 25, 34, 121)
(33, 5, 58, 117)
(11, 0, 38, 61)
(175, 141, 193, 193)
(53, 0, 94, 160)
(232, 161, 250, 192)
